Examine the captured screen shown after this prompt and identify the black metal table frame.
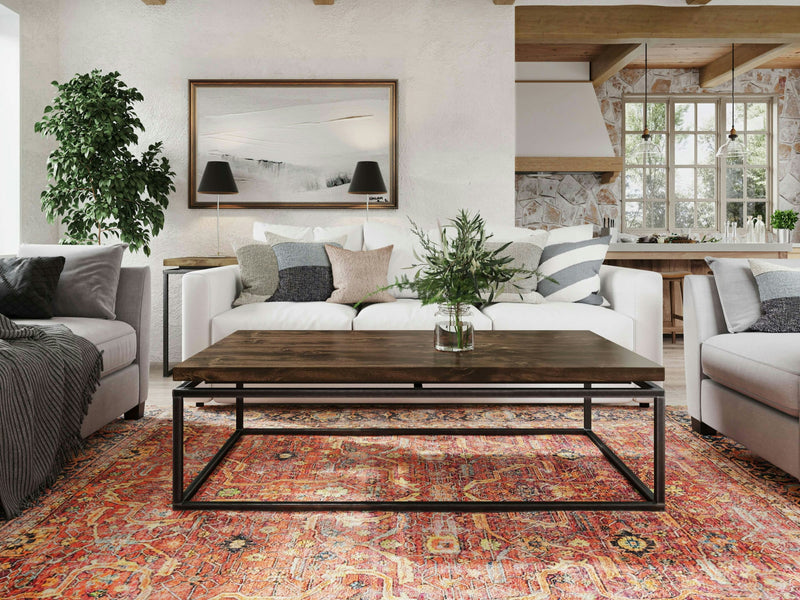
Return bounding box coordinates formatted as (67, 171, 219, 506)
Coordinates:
(172, 381, 665, 512)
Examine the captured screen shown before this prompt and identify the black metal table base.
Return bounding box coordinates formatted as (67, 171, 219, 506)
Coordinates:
(172, 382, 666, 512)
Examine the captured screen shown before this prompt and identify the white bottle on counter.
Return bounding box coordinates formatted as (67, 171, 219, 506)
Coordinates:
(755, 215, 766, 243)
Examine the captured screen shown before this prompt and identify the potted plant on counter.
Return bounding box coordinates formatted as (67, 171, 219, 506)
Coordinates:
(35, 70, 175, 256)
(369, 210, 540, 352)
(771, 209, 798, 244)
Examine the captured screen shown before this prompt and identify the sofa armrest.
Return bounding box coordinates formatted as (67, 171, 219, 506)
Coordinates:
(683, 275, 726, 421)
(599, 265, 663, 367)
(182, 265, 241, 360)
(115, 267, 151, 408)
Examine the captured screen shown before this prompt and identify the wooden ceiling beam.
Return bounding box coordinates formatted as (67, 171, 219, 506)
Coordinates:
(516, 6, 800, 45)
(699, 43, 800, 87)
(590, 44, 644, 88)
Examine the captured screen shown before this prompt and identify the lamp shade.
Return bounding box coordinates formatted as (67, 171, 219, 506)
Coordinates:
(198, 161, 238, 194)
(348, 161, 387, 195)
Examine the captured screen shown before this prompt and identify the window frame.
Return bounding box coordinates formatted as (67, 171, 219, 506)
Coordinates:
(621, 94, 777, 235)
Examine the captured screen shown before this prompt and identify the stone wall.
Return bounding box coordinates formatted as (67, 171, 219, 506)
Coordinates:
(516, 68, 800, 239)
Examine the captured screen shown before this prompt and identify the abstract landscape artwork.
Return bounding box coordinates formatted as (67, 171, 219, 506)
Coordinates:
(189, 79, 397, 209)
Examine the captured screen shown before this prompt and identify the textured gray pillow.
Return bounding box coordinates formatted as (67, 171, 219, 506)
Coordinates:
(268, 242, 342, 303)
(231, 233, 293, 307)
(483, 241, 544, 303)
(18, 244, 126, 319)
(749, 259, 800, 333)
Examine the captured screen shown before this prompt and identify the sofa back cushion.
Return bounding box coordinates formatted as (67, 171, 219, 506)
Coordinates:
(268, 242, 341, 303)
(18, 244, 126, 320)
(0, 257, 66, 319)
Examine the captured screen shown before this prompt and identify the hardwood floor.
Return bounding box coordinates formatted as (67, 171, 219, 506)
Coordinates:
(148, 337, 687, 408)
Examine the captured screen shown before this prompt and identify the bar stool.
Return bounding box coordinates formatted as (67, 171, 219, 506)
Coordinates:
(663, 271, 691, 343)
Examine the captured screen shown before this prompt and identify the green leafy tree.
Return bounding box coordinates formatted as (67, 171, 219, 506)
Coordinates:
(35, 70, 175, 256)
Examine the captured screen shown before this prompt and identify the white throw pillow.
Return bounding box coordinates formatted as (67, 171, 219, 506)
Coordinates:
(363, 222, 420, 299)
(252, 221, 313, 243)
(545, 223, 594, 246)
(489, 226, 549, 248)
(313, 225, 363, 252)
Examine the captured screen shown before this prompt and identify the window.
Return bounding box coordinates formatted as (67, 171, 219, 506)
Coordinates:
(622, 96, 774, 233)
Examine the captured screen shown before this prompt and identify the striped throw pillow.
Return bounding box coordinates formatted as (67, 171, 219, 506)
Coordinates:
(749, 259, 800, 332)
(537, 236, 611, 305)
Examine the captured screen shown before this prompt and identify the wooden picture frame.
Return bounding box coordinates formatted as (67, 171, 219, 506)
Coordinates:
(189, 79, 398, 209)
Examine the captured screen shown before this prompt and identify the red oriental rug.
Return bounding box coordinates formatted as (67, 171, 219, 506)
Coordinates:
(2, 404, 800, 599)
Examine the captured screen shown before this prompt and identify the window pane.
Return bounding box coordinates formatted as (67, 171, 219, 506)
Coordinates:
(626, 169, 643, 199)
(726, 202, 743, 227)
(747, 133, 767, 164)
(747, 102, 767, 130)
(697, 168, 715, 199)
(727, 168, 743, 198)
(625, 202, 643, 229)
(648, 102, 667, 131)
(697, 202, 716, 229)
(675, 202, 695, 228)
(747, 168, 766, 198)
(649, 134, 667, 166)
(697, 103, 716, 131)
(625, 134, 643, 165)
(747, 201, 767, 222)
(646, 201, 666, 229)
(675, 168, 695, 199)
(725, 103, 746, 130)
(626, 103, 644, 132)
(646, 168, 667, 199)
(697, 134, 716, 165)
(675, 103, 695, 131)
(675, 134, 695, 164)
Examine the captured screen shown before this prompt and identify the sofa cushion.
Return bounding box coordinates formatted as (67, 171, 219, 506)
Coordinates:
(211, 302, 356, 343)
(0, 256, 65, 318)
(702, 333, 800, 417)
(18, 243, 126, 320)
(481, 302, 634, 350)
(13, 317, 136, 377)
(353, 299, 493, 331)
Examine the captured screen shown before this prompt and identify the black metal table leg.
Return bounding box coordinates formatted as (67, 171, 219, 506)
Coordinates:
(654, 393, 666, 504)
(172, 390, 184, 505)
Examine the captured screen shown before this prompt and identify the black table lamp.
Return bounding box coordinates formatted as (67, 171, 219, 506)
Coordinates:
(348, 161, 387, 222)
(198, 161, 239, 255)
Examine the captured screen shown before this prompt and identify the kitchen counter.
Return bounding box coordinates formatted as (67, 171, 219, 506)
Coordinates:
(607, 242, 791, 260)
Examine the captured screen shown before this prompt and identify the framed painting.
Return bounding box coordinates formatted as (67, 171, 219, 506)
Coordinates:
(189, 79, 397, 209)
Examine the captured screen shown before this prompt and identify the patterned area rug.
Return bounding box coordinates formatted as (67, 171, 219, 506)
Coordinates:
(2, 404, 800, 599)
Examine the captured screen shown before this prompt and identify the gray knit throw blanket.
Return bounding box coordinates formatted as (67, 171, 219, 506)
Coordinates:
(0, 314, 102, 519)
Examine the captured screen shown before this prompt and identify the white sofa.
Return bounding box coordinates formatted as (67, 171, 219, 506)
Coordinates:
(182, 264, 663, 371)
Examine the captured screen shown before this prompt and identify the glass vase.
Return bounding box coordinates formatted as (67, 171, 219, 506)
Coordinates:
(434, 304, 474, 352)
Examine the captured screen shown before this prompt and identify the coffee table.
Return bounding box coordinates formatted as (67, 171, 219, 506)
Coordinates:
(172, 330, 665, 512)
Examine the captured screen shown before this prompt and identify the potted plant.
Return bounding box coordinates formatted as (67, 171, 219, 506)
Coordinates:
(35, 70, 175, 256)
(771, 209, 798, 244)
(369, 210, 540, 352)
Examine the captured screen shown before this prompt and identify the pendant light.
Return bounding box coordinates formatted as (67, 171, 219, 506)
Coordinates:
(633, 43, 663, 164)
(716, 43, 747, 160)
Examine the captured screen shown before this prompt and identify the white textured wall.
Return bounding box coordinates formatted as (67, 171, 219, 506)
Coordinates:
(0, 0, 58, 245)
(0, 8, 20, 255)
(53, 0, 515, 363)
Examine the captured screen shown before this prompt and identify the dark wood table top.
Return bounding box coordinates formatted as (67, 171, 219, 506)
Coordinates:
(173, 330, 664, 385)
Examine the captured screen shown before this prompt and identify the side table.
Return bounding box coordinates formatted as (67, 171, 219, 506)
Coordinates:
(162, 256, 237, 376)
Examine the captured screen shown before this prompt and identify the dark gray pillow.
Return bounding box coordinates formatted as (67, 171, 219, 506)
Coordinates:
(749, 259, 800, 333)
(268, 242, 341, 303)
(0, 257, 66, 318)
(18, 244, 126, 320)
